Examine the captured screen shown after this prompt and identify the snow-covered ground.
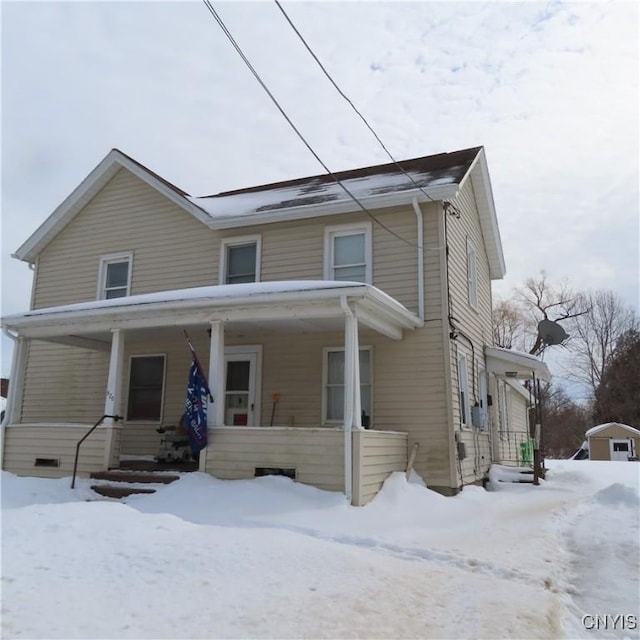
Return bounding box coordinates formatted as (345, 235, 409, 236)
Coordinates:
(2, 460, 638, 639)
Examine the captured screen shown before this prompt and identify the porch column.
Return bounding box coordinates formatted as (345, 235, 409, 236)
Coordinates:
(103, 329, 125, 469)
(208, 321, 225, 429)
(6, 336, 28, 425)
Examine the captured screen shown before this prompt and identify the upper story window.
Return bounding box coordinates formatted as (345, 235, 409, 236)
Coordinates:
(467, 238, 478, 310)
(98, 251, 133, 300)
(220, 236, 261, 285)
(324, 223, 372, 284)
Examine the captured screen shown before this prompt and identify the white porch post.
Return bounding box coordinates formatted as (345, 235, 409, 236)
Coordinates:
(205, 321, 225, 471)
(103, 329, 125, 469)
(342, 298, 360, 502)
(5, 336, 27, 426)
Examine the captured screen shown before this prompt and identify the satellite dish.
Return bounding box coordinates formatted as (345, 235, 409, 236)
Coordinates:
(538, 319, 569, 346)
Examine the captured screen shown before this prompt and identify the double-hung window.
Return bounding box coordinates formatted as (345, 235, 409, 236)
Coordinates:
(98, 252, 133, 299)
(324, 223, 372, 283)
(467, 238, 478, 310)
(323, 347, 372, 423)
(458, 354, 470, 427)
(220, 236, 261, 284)
(127, 355, 166, 421)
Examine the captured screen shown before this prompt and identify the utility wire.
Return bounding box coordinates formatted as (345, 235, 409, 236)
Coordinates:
(202, 0, 416, 247)
(274, 0, 442, 208)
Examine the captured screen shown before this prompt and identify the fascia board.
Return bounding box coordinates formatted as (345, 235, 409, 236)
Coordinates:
(12, 150, 211, 263)
(459, 148, 506, 280)
(205, 185, 459, 230)
(3, 284, 422, 338)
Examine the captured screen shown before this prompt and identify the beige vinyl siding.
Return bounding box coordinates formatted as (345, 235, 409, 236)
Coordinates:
(445, 179, 495, 485)
(353, 430, 408, 506)
(32, 168, 218, 310)
(205, 427, 344, 492)
(2, 424, 109, 478)
(20, 341, 109, 423)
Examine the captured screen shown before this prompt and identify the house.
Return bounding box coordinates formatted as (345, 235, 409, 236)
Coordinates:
(0, 146, 550, 505)
(585, 423, 639, 461)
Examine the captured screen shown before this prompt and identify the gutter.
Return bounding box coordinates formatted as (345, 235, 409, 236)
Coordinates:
(411, 197, 425, 321)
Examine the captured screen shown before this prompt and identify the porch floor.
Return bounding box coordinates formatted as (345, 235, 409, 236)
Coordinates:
(117, 459, 199, 473)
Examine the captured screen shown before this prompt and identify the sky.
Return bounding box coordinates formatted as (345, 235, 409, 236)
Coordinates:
(1, 1, 638, 381)
(2, 461, 639, 638)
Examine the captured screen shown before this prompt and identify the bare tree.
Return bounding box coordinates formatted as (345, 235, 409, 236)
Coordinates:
(493, 272, 589, 355)
(568, 290, 638, 393)
(593, 329, 640, 426)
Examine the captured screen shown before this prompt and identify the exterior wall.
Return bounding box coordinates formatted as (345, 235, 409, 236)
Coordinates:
(446, 179, 495, 486)
(2, 424, 110, 478)
(353, 430, 408, 506)
(33, 169, 218, 310)
(20, 340, 109, 423)
(204, 427, 345, 492)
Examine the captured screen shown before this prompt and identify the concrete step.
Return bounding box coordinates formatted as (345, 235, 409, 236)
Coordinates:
(91, 485, 157, 498)
(90, 470, 180, 484)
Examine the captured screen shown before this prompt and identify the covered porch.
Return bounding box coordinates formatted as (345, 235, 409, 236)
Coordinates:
(2, 281, 420, 505)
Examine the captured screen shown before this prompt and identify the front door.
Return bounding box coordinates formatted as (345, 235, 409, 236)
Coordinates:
(610, 439, 631, 461)
(224, 348, 260, 426)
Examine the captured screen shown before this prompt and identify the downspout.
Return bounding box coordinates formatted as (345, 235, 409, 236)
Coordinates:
(411, 197, 425, 321)
(1, 327, 19, 469)
(340, 296, 354, 504)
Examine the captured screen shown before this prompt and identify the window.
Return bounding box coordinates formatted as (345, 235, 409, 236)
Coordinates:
(324, 223, 372, 284)
(467, 239, 478, 309)
(323, 347, 372, 423)
(220, 236, 261, 284)
(127, 355, 166, 421)
(457, 354, 470, 427)
(98, 252, 133, 299)
(476, 366, 488, 430)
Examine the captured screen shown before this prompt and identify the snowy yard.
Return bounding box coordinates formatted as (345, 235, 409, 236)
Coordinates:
(1, 460, 638, 639)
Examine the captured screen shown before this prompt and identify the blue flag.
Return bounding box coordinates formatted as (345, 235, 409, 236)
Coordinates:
(184, 358, 209, 454)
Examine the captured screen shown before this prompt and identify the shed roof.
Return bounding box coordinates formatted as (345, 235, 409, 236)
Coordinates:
(585, 423, 640, 438)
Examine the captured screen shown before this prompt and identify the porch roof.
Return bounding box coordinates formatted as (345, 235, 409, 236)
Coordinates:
(1, 280, 422, 342)
(484, 346, 551, 382)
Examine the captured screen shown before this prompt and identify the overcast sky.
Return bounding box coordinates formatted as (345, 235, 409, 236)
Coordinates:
(1, 1, 638, 384)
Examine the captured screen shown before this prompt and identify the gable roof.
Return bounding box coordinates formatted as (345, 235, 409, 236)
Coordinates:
(13, 149, 212, 263)
(585, 422, 640, 438)
(13, 146, 505, 277)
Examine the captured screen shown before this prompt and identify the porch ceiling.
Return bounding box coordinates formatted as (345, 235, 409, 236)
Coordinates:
(2, 281, 422, 345)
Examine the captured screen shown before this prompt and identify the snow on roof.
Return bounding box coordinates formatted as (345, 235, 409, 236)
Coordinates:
(8, 281, 369, 319)
(585, 423, 640, 438)
(188, 148, 480, 219)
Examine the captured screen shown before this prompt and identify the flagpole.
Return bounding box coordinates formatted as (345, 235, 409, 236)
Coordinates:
(183, 330, 214, 402)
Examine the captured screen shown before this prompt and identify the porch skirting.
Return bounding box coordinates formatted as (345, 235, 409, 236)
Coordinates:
(2, 424, 408, 506)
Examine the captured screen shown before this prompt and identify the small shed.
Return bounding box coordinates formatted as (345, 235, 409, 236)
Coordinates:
(585, 423, 640, 461)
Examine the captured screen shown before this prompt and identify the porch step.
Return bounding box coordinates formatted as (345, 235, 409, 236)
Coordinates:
(91, 484, 157, 499)
(90, 470, 180, 484)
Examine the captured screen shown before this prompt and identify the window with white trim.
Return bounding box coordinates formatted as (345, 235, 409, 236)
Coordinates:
(127, 355, 166, 421)
(220, 236, 261, 285)
(467, 238, 478, 309)
(323, 347, 372, 423)
(324, 223, 372, 283)
(458, 354, 470, 427)
(98, 252, 132, 299)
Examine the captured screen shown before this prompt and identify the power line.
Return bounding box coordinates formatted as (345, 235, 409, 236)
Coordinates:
(202, 0, 416, 247)
(274, 0, 440, 207)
